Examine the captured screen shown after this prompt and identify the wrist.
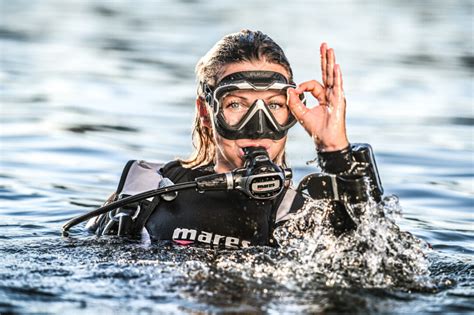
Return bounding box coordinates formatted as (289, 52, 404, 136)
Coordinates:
(317, 144, 353, 174)
(316, 139, 350, 153)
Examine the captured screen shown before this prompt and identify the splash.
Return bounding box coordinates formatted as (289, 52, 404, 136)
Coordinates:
(273, 195, 432, 289)
(209, 195, 433, 291)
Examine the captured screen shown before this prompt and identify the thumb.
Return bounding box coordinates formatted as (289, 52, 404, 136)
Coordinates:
(287, 88, 308, 121)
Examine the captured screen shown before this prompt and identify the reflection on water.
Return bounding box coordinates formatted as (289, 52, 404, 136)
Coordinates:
(0, 0, 473, 313)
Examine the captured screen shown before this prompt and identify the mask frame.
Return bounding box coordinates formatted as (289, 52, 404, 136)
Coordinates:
(203, 71, 306, 140)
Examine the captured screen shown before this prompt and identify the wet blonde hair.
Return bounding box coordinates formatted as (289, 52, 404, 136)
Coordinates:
(180, 30, 293, 168)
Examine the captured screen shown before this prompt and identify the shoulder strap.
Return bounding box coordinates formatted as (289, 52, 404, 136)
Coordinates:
(127, 160, 191, 236)
(115, 160, 136, 196)
(273, 187, 305, 224)
(274, 188, 297, 223)
(93, 160, 167, 237)
(274, 187, 305, 225)
(116, 160, 166, 197)
(129, 196, 161, 236)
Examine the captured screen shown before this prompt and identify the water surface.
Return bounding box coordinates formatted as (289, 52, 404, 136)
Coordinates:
(0, 0, 473, 314)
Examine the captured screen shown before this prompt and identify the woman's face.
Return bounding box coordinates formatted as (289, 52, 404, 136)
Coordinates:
(212, 61, 290, 173)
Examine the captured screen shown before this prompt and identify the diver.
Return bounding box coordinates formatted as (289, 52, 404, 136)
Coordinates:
(63, 30, 383, 248)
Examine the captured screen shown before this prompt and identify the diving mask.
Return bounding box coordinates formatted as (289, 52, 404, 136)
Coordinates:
(203, 71, 306, 140)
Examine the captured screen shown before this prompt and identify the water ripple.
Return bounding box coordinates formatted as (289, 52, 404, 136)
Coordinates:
(0, 0, 472, 313)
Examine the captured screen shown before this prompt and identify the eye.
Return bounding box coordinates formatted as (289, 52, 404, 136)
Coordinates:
(226, 101, 243, 110)
(268, 102, 285, 111)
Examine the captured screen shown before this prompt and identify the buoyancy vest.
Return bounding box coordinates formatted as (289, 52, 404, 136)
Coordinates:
(90, 160, 304, 248)
(83, 143, 382, 244)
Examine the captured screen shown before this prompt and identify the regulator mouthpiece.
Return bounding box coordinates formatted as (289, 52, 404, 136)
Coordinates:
(195, 146, 292, 200)
(238, 146, 290, 199)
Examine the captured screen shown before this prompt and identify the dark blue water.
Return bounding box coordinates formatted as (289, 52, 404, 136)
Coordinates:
(1, 0, 473, 314)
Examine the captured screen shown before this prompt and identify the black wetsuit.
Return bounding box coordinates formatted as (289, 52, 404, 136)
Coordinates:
(145, 162, 305, 247)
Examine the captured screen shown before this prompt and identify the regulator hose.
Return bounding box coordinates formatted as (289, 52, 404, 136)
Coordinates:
(61, 181, 197, 236)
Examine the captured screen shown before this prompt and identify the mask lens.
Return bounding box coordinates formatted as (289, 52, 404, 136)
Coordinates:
(220, 96, 250, 126)
(219, 91, 290, 127)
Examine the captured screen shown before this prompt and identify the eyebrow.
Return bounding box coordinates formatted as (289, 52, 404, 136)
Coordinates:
(225, 92, 285, 101)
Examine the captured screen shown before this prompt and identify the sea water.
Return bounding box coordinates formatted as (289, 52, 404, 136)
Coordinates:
(1, 0, 472, 313)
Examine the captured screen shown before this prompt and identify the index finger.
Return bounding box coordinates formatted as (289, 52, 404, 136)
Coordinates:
(294, 80, 327, 105)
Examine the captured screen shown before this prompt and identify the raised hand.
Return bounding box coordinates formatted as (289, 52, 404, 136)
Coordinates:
(287, 43, 349, 152)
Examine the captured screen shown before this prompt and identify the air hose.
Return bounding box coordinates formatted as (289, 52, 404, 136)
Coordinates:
(61, 181, 197, 236)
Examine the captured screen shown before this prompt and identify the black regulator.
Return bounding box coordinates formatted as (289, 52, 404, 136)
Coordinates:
(195, 146, 291, 199)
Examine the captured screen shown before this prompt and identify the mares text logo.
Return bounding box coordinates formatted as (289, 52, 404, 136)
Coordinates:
(172, 228, 251, 248)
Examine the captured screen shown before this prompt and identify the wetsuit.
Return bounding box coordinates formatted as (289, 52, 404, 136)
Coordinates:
(146, 161, 305, 247)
